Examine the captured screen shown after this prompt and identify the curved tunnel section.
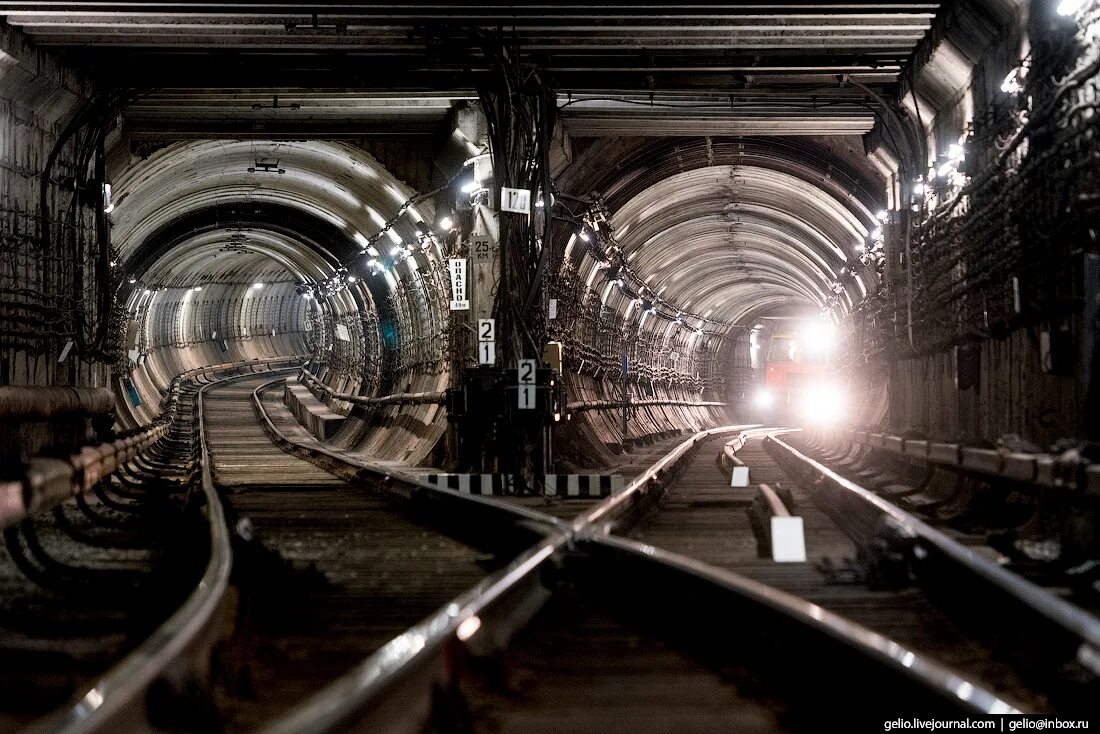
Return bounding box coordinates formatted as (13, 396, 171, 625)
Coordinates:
(107, 133, 894, 471)
(110, 140, 451, 465)
(549, 137, 889, 465)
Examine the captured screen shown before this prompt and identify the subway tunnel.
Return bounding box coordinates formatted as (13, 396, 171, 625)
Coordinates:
(0, 2, 1098, 731)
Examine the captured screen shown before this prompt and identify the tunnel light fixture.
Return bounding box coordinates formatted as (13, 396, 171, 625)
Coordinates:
(143, 288, 152, 295)
(875, 209, 889, 222)
(439, 216, 454, 230)
(460, 179, 479, 194)
(102, 183, 114, 214)
(302, 291, 313, 300)
(1001, 68, 1025, 94)
(192, 286, 202, 292)
(347, 275, 357, 283)
(579, 228, 591, 242)
(252, 282, 264, 290)
(128, 276, 137, 284)
(1057, 0, 1084, 15)
(870, 227, 883, 240)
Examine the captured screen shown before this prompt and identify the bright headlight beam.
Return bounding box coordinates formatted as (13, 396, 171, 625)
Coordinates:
(753, 389, 774, 409)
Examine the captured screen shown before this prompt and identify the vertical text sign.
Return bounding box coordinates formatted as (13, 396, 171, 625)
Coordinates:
(449, 258, 469, 310)
(478, 318, 496, 365)
(517, 358, 537, 410)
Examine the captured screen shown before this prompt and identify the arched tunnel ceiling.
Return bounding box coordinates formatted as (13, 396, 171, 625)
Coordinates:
(559, 136, 885, 329)
(609, 165, 872, 325)
(112, 140, 435, 290)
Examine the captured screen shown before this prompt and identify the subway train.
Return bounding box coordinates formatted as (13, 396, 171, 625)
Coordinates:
(751, 320, 846, 426)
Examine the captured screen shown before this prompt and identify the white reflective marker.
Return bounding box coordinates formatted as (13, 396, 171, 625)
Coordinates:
(771, 516, 807, 563)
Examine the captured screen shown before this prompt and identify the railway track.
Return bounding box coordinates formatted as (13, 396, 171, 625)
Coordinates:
(17, 367, 554, 734)
(18, 380, 1098, 732)
(1, 369, 228, 733)
(200, 374, 498, 732)
(261, 424, 1028, 733)
(629, 434, 1069, 712)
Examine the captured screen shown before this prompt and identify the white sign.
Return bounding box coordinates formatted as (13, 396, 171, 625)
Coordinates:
(501, 187, 531, 215)
(548, 298, 558, 320)
(517, 358, 537, 410)
(477, 318, 496, 364)
(449, 258, 469, 311)
(58, 339, 74, 362)
(477, 318, 495, 342)
(771, 516, 807, 563)
(472, 234, 496, 262)
(478, 341, 496, 365)
(730, 466, 750, 487)
(335, 324, 351, 341)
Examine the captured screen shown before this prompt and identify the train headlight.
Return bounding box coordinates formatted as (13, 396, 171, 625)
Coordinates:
(799, 383, 846, 425)
(753, 389, 775, 409)
(801, 320, 837, 354)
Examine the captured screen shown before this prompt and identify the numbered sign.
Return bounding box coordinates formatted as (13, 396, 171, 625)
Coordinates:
(477, 318, 496, 365)
(548, 298, 558, 320)
(472, 234, 496, 262)
(501, 187, 532, 215)
(477, 318, 495, 342)
(449, 258, 469, 310)
(517, 358, 537, 410)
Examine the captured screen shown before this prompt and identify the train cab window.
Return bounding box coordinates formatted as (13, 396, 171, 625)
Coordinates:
(768, 337, 798, 363)
(768, 336, 827, 366)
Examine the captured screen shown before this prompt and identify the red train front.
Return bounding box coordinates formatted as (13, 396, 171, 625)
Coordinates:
(751, 321, 846, 425)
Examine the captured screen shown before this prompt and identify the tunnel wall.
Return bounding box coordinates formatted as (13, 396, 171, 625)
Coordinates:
(0, 24, 111, 458)
(0, 25, 93, 391)
(121, 281, 311, 423)
(104, 138, 458, 467)
(888, 330, 1079, 446)
(866, 0, 1099, 447)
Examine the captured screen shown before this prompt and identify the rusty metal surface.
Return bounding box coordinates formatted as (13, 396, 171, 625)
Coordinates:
(0, 386, 115, 420)
(296, 368, 445, 408)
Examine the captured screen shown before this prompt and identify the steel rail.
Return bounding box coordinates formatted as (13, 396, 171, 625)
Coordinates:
(764, 433, 1100, 676)
(263, 421, 1016, 731)
(0, 356, 305, 530)
(249, 376, 569, 534)
(24, 370, 289, 733)
(579, 534, 1017, 715)
(578, 424, 767, 530)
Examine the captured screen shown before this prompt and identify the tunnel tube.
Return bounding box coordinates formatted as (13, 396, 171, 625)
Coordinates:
(109, 140, 452, 464)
